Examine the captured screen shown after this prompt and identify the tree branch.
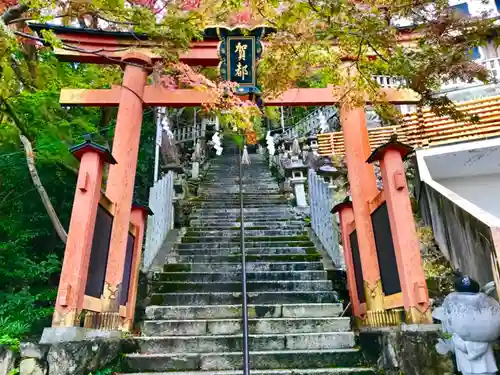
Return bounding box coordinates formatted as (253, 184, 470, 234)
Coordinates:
(20, 135, 68, 244)
(1, 100, 68, 244)
(1, 100, 31, 139)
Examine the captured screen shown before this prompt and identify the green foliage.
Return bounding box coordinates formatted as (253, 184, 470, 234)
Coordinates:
(87, 353, 129, 375)
(0, 334, 21, 352)
(88, 369, 114, 375)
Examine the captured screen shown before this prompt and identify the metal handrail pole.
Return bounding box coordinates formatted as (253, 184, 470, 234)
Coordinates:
(239, 143, 250, 375)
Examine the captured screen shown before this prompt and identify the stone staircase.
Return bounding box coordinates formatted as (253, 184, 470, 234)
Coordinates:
(123, 152, 374, 374)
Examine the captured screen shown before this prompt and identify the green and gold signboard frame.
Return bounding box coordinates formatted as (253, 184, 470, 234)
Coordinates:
(216, 26, 269, 95)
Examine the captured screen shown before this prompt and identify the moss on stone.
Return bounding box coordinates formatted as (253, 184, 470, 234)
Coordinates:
(245, 253, 321, 262)
(162, 264, 190, 272)
(149, 294, 164, 305)
(306, 247, 319, 255)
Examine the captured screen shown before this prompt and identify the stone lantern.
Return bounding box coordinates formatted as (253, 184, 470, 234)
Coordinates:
(190, 139, 202, 180)
(284, 138, 309, 208)
(282, 136, 294, 157)
(307, 135, 319, 154)
(305, 135, 320, 167)
(302, 144, 310, 163)
(316, 159, 341, 188)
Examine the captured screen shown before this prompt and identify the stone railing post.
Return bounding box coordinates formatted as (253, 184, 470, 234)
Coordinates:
(290, 172, 308, 208)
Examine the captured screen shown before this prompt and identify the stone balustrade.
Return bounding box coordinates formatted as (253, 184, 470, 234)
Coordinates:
(143, 171, 175, 271)
(172, 120, 209, 144)
(308, 168, 344, 269)
(283, 106, 337, 138)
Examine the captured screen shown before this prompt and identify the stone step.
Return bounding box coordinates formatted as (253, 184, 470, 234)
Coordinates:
(200, 185, 278, 190)
(190, 210, 295, 217)
(154, 270, 326, 282)
(194, 201, 288, 211)
(200, 188, 279, 194)
(192, 207, 291, 214)
(189, 210, 295, 216)
(145, 303, 344, 320)
(199, 186, 278, 191)
(177, 241, 313, 250)
(120, 368, 376, 375)
(195, 198, 286, 203)
(187, 221, 305, 228)
(198, 193, 285, 199)
(150, 291, 339, 305)
(188, 215, 297, 221)
(176, 253, 321, 263)
(125, 349, 367, 372)
(151, 280, 333, 293)
(179, 236, 311, 245)
(184, 229, 307, 237)
(205, 171, 273, 177)
(176, 247, 318, 256)
(142, 317, 350, 337)
(203, 178, 277, 183)
(200, 183, 277, 188)
(134, 332, 356, 354)
(162, 262, 325, 273)
(142, 316, 350, 336)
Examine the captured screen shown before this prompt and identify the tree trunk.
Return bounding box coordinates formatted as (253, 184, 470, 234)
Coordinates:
(20, 135, 68, 244)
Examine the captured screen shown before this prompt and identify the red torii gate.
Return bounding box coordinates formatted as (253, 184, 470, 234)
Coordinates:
(34, 23, 431, 332)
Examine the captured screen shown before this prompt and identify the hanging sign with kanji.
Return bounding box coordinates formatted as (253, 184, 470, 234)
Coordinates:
(228, 38, 254, 85)
(218, 27, 268, 93)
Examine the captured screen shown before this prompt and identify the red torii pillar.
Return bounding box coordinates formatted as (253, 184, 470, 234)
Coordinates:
(122, 203, 152, 331)
(101, 52, 152, 314)
(331, 199, 363, 317)
(52, 139, 116, 327)
(340, 106, 384, 311)
(366, 139, 431, 323)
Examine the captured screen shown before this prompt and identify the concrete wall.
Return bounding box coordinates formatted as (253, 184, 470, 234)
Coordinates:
(414, 139, 500, 288)
(416, 178, 495, 286)
(438, 173, 500, 220)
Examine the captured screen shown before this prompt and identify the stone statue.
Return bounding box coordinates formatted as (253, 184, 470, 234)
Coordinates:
(433, 275, 500, 375)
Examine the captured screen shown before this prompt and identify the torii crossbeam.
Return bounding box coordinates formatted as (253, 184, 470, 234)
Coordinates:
(60, 85, 420, 107)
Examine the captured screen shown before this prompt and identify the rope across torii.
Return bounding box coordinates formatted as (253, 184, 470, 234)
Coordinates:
(41, 20, 432, 341)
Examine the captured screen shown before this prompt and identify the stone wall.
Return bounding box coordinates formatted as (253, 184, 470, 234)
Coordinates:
(0, 346, 17, 375)
(359, 324, 455, 375)
(416, 179, 496, 287)
(17, 336, 135, 375)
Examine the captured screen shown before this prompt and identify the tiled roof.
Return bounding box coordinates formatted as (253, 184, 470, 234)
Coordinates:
(318, 95, 500, 156)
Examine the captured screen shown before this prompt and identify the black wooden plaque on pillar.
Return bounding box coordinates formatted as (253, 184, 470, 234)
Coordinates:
(371, 202, 402, 296)
(349, 230, 366, 304)
(85, 205, 113, 298)
(119, 233, 135, 306)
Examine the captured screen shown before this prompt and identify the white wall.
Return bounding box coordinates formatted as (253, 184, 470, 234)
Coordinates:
(448, 0, 499, 17)
(438, 174, 500, 219)
(416, 138, 500, 226)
